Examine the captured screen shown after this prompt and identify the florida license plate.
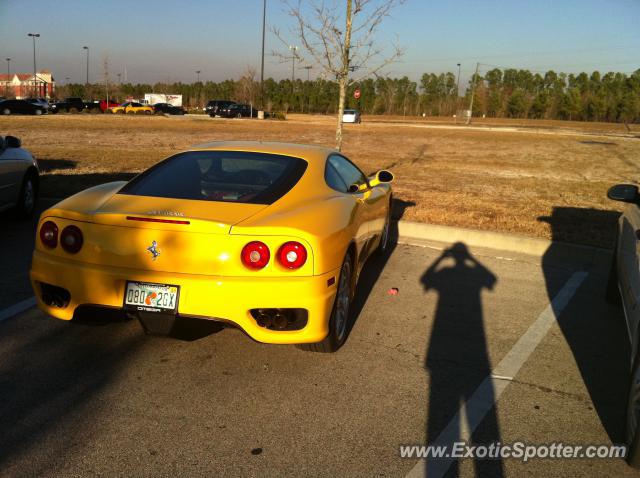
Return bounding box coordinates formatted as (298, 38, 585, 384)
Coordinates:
(124, 282, 179, 313)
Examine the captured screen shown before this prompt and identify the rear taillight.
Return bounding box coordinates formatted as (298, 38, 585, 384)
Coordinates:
(60, 225, 83, 253)
(241, 241, 270, 269)
(39, 221, 58, 248)
(277, 241, 307, 269)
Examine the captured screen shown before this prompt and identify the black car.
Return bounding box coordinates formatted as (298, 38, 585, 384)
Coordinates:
(153, 103, 186, 115)
(205, 100, 236, 117)
(0, 99, 48, 115)
(219, 104, 257, 118)
(50, 97, 100, 113)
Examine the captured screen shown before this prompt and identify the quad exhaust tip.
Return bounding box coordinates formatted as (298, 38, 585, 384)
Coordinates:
(251, 308, 308, 331)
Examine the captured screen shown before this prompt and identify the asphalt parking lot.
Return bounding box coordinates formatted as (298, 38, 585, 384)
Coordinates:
(0, 200, 638, 477)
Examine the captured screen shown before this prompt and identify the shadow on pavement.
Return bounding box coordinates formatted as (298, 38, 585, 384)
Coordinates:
(539, 206, 629, 445)
(347, 198, 415, 339)
(421, 242, 504, 477)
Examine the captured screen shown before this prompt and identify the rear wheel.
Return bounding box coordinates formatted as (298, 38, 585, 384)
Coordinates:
(34, 109, 43, 116)
(2, 108, 10, 115)
(298, 252, 353, 353)
(14, 174, 36, 218)
(237, 113, 242, 119)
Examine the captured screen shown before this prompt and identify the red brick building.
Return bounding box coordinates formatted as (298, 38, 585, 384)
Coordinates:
(0, 70, 55, 99)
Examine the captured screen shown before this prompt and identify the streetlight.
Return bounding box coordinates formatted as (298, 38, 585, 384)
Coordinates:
(117, 73, 121, 84)
(302, 65, 312, 113)
(28, 33, 40, 97)
(5, 58, 9, 96)
(260, 0, 267, 107)
(456, 63, 461, 98)
(195, 70, 201, 83)
(83, 46, 89, 85)
(288, 45, 298, 95)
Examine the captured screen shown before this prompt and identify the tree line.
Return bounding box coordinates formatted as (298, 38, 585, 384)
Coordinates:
(54, 67, 640, 123)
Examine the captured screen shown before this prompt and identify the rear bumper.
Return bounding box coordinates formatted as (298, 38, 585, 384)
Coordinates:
(30, 251, 339, 344)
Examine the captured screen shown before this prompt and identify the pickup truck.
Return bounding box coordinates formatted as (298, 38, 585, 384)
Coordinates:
(50, 98, 101, 114)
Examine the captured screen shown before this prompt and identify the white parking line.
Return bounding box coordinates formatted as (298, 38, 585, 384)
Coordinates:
(405, 271, 588, 478)
(0, 296, 36, 324)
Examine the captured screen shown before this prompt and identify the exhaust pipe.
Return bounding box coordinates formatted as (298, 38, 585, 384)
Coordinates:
(256, 309, 274, 328)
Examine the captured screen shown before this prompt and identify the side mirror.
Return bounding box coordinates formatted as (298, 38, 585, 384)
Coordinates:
(5, 136, 21, 148)
(369, 169, 394, 187)
(607, 184, 639, 203)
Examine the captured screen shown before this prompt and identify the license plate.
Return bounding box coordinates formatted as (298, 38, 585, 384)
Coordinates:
(124, 282, 179, 313)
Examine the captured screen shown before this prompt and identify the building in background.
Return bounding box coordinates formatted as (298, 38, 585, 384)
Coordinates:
(0, 70, 55, 99)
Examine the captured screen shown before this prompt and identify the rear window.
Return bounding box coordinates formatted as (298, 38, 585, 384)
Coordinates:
(119, 151, 307, 205)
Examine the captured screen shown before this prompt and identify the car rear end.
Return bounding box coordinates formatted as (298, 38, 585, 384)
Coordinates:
(30, 148, 338, 344)
(342, 109, 358, 123)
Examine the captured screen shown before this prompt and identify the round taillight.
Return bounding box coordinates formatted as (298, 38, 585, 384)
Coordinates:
(39, 221, 58, 248)
(60, 225, 83, 253)
(241, 241, 270, 269)
(277, 241, 307, 269)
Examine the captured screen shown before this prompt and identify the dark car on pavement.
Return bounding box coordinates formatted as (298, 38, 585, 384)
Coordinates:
(50, 97, 100, 114)
(0, 99, 48, 116)
(205, 100, 236, 117)
(219, 103, 257, 118)
(153, 103, 186, 115)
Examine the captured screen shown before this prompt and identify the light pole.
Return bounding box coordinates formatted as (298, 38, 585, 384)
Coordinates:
(288, 45, 298, 96)
(260, 0, 266, 108)
(28, 33, 40, 97)
(456, 63, 461, 97)
(302, 65, 312, 113)
(82, 46, 89, 85)
(5, 58, 9, 96)
(117, 73, 121, 84)
(196, 70, 201, 83)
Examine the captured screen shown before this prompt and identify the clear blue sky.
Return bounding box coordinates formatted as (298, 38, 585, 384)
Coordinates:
(1, 0, 638, 85)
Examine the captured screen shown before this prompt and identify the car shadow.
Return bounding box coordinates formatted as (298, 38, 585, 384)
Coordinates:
(539, 206, 630, 445)
(421, 242, 504, 477)
(346, 198, 416, 338)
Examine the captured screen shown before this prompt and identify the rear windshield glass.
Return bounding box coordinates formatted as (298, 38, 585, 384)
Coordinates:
(119, 150, 307, 205)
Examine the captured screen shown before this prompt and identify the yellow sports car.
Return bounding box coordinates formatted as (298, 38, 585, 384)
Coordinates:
(107, 101, 154, 115)
(30, 142, 393, 352)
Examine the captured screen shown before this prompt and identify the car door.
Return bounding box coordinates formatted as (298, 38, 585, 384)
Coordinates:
(327, 154, 380, 269)
(0, 140, 24, 209)
(618, 205, 640, 352)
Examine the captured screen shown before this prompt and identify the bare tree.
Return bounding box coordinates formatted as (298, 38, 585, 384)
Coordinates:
(235, 66, 259, 106)
(275, 0, 404, 150)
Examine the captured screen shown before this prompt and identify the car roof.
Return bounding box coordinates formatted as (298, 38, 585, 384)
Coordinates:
(188, 141, 337, 163)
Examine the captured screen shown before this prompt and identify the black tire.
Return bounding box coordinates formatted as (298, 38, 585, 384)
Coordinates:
(606, 229, 621, 305)
(34, 109, 43, 116)
(2, 108, 11, 115)
(627, 355, 640, 467)
(14, 173, 37, 218)
(144, 110, 152, 115)
(69, 107, 79, 114)
(298, 252, 354, 353)
(237, 113, 242, 119)
(127, 110, 135, 115)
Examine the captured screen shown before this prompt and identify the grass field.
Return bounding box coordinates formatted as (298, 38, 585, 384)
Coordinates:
(2, 114, 639, 248)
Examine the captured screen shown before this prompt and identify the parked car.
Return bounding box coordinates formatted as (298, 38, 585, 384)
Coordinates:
(50, 97, 87, 114)
(153, 103, 186, 115)
(0, 99, 48, 115)
(25, 97, 51, 112)
(0, 135, 39, 217)
(219, 104, 257, 118)
(606, 183, 640, 466)
(30, 142, 394, 352)
(99, 99, 120, 112)
(342, 109, 361, 124)
(206, 100, 236, 117)
(107, 102, 154, 115)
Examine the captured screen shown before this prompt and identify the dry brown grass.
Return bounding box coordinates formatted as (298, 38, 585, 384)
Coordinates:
(2, 114, 639, 247)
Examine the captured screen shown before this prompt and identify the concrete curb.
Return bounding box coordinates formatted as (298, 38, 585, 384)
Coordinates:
(396, 221, 611, 268)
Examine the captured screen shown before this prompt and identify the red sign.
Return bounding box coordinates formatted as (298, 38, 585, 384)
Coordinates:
(353, 89, 361, 99)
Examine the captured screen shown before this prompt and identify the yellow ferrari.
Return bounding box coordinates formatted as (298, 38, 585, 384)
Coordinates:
(30, 142, 394, 352)
(107, 101, 154, 115)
